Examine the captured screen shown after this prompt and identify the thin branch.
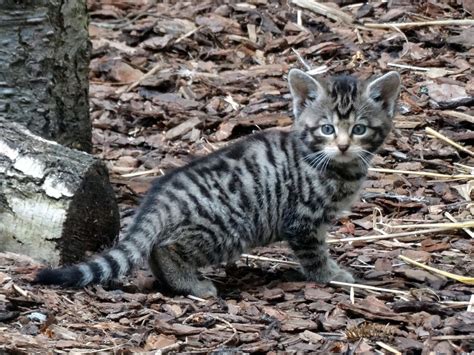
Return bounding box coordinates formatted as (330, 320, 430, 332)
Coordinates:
(119, 61, 164, 93)
(442, 110, 474, 124)
(329, 281, 409, 295)
(364, 19, 474, 29)
(376, 341, 402, 355)
(182, 312, 237, 353)
(327, 227, 449, 244)
(290, 0, 354, 25)
(369, 167, 473, 180)
(430, 335, 474, 341)
(241, 253, 299, 266)
(388, 220, 474, 230)
(444, 212, 474, 239)
(121, 168, 163, 178)
(399, 255, 474, 285)
(426, 127, 474, 157)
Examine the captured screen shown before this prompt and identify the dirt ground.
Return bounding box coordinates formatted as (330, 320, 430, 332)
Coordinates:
(1, 0, 473, 353)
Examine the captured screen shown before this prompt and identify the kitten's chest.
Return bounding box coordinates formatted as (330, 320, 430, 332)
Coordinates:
(324, 179, 362, 217)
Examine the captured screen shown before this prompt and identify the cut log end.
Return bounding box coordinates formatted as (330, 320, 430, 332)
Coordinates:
(0, 119, 119, 266)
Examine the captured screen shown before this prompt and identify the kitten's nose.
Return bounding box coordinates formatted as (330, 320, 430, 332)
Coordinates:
(338, 144, 349, 152)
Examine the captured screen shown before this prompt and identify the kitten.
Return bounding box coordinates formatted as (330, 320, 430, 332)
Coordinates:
(35, 69, 401, 298)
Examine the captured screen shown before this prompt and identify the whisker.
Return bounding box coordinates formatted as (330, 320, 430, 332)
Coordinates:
(360, 149, 375, 157)
(307, 152, 325, 168)
(357, 153, 371, 169)
(314, 153, 328, 171)
(303, 151, 324, 163)
(323, 155, 332, 174)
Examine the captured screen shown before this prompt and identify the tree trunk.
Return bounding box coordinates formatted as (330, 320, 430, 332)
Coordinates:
(0, 0, 92, 152)
(0, 119, 119, 266)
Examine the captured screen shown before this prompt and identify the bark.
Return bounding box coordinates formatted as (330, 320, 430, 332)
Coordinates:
(0, 119, 119, 266)
(0, 0, 92, 152)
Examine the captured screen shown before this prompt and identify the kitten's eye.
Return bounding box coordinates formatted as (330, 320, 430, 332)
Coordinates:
(321, 124, 335, 135)
(352, 124, 367, 135)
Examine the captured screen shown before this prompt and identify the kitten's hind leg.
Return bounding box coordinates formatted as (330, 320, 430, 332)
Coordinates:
(149, 245, 217, 298)
(287, 227, 355, 284)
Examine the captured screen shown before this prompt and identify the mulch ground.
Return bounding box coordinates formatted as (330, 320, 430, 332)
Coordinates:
(1, 0, 473, 353)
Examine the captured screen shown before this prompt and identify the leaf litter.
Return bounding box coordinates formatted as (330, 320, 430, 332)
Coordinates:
(1, 0, 473, 353)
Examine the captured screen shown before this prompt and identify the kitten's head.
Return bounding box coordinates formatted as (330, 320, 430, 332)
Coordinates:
(288, 69, 401, 163)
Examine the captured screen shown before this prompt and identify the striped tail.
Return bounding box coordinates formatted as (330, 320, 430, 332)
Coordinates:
(34, 217, 158, 287)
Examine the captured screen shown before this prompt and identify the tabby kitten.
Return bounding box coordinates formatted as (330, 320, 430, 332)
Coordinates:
(35, 69, 401, 298)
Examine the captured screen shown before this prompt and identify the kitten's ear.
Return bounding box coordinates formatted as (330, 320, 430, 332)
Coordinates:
(288, 69, 325, 119)
(366, 71, 401, 117)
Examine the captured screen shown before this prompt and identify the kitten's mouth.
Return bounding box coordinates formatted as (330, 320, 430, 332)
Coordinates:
(333, 153, 355, 163)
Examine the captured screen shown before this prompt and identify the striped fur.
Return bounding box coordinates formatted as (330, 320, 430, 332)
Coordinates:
(35, 70, 401, 297)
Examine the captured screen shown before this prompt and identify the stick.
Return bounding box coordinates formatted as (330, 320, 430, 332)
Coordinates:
(290, 0, 354, 25)
(329, 281, 409, 295)
(468, 294, 474, 313)
(187, 295, 207, 302)
(121, 168, 163, 178)
(376, 341, 402, 355)
(369, 167, 473, 180)
(430, 335, 474, 341)
(443, 110, 474, 124)
(364, 19, 474, 29)
(387, 63, 454, 74)
(183, 312, 237, 352)
(444, 212, 474, 239)
(291, 48, 311, 71)
(175, 25, 204, 44)
(399, 255, 474, 285)
(426, 127, 474, 157)
(388, 220, 474, 230)
(120, 61, 163, 93)
(327, 227, 449, 243)
(242, 253, 299, 266)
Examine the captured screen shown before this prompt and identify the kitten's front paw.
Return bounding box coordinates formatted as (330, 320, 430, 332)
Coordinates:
(304, 261, 355, 284)
(331, 268, 355, 283)
(192, 280, 218, 299)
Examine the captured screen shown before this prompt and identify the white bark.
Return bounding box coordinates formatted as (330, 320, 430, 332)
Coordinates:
(0, 119, 119, 266)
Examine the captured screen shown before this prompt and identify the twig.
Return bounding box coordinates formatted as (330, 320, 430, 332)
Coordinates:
(468, 294, 474, 313)
(12, 283, 29, 298)
(454, 163, 474, 174)
(376, 341, 402, 355)
(291, 48, 311, 71)
(426, 127, 474, 157)
(369, 167, 473, 180)
(439, 300, 474, 306)
(327, 227, 449, 243)
(444, 212, 474, 239)
(364, 19, 474, 29)
(430, 335, 474, 341)
(443, 110, 474, 124)
(329, 281, 409, 295)
(387, 63, 454, 75)
(187, 295, 207, 302)
(121, 168, 164, 178)
(399, 255, 474, 285)
(388, 26, 409, 58)
(158, 341, 185, 354)
(388, 63, 430, 71)
(183, 313, 237, 352)
(70, 340, 132, 354)
(290, 0, 354, 25)
(242, 253, 299, 266)
(120, 61, 164, 94)
(175, 25, 204, 44)
(387, 220, 474, 230)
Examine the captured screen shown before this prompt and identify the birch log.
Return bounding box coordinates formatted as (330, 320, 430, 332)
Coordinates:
(0, 119, 119, 266)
